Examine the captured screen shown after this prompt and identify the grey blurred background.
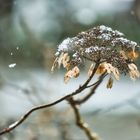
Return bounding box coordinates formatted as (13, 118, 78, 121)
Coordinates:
(0, 0, 140, 140)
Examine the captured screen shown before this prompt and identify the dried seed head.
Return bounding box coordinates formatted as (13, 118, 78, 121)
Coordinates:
(52, 25, 139, 82)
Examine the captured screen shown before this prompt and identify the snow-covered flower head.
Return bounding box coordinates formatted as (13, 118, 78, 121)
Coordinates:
(52, 25, 140, 83)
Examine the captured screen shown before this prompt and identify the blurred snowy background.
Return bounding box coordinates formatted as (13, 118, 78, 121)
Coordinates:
(0, 0, 140, 140)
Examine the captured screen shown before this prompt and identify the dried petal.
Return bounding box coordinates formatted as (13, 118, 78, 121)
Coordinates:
(62, 53, 70, 69)
(106, 77, 113, 89)
(64, 66, 80, 83)
(88, 63, 94, 77)
(96, 63, 106, 74)
(128, 63, 138, 71)
(64, 70, 73, 83)
(65, 63, 71, 71)
(128, 63, 140, 80)
(112, 67, 120, 80)
(127, 50, 139, 60)
(51, 57, 58, 72)
(58, 52, 64, 68)
(72, 66, 80, 78)
(97, 62, 120, 80)
(104, 63, 113, 74)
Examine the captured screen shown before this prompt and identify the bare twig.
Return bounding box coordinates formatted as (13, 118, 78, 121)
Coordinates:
(68, 97, 100, 140)
(75, 73, 107, 105)
(86, 73, 107, 88)
(0, 63, 100, 136)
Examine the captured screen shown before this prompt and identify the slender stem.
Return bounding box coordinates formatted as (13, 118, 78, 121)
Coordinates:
(68, 97, 100, 140)
(75, 73, 107, 105)
(86, 81, 99, 88)
(0, 63, 100, 136)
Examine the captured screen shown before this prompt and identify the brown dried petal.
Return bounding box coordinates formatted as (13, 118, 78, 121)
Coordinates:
(51, 57, 58, 72)
(104, 63, 113, 74)
(64, 70, 73, 83)
(72, 66, 80, 78)
(88, 63, 94, 77)
(99, 62, 120, 80)
(127, 50, 139, 60)
(106, 77, 113, 89)
(112, 67, 120, 80)
(96, 63, 106, 74)
(128, 63, 138, 71)
(128, 63, 140, 80)
(62, 53, 70, 68)
(58, 52, 64, 68)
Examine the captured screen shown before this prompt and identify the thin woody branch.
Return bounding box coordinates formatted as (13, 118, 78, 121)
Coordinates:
(86, 73, 107, 88)
(68, 97, 100, 140)
(0, 63, 99, 136)
(75, 73, 107, 105)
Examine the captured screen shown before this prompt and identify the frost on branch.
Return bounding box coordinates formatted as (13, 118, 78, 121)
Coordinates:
(52, 25, 140, 83)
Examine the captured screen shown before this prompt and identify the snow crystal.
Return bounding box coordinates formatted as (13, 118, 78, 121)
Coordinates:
(118, 37, 129, 45)
(130, 41, 137, 47)
(99, 25, 112, 33)
(97, 33, 111, 41)
(78, 38, 85, 45)
(106, 27, 112, 32)
(99, 25, 106, 31)
(114, 30, 124, 36)
(99, 26, 123, 37)
(85, 46, 99, 53)
(73, 53, 77, 58)
(85, 48, 91, 53)
(111, 37, 137, 48)
(55, 52, 60, 56)
(10, 52, 13, 56)
(9, 63, 16, 68)
(58, 38, 73, 52)
(117, 38, 137, 47)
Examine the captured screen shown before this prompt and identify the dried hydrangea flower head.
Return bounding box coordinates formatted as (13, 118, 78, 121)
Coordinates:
(52, 25, 140, 83)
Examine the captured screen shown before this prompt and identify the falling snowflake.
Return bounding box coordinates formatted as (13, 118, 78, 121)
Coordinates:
(9, 63, 16, 68)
